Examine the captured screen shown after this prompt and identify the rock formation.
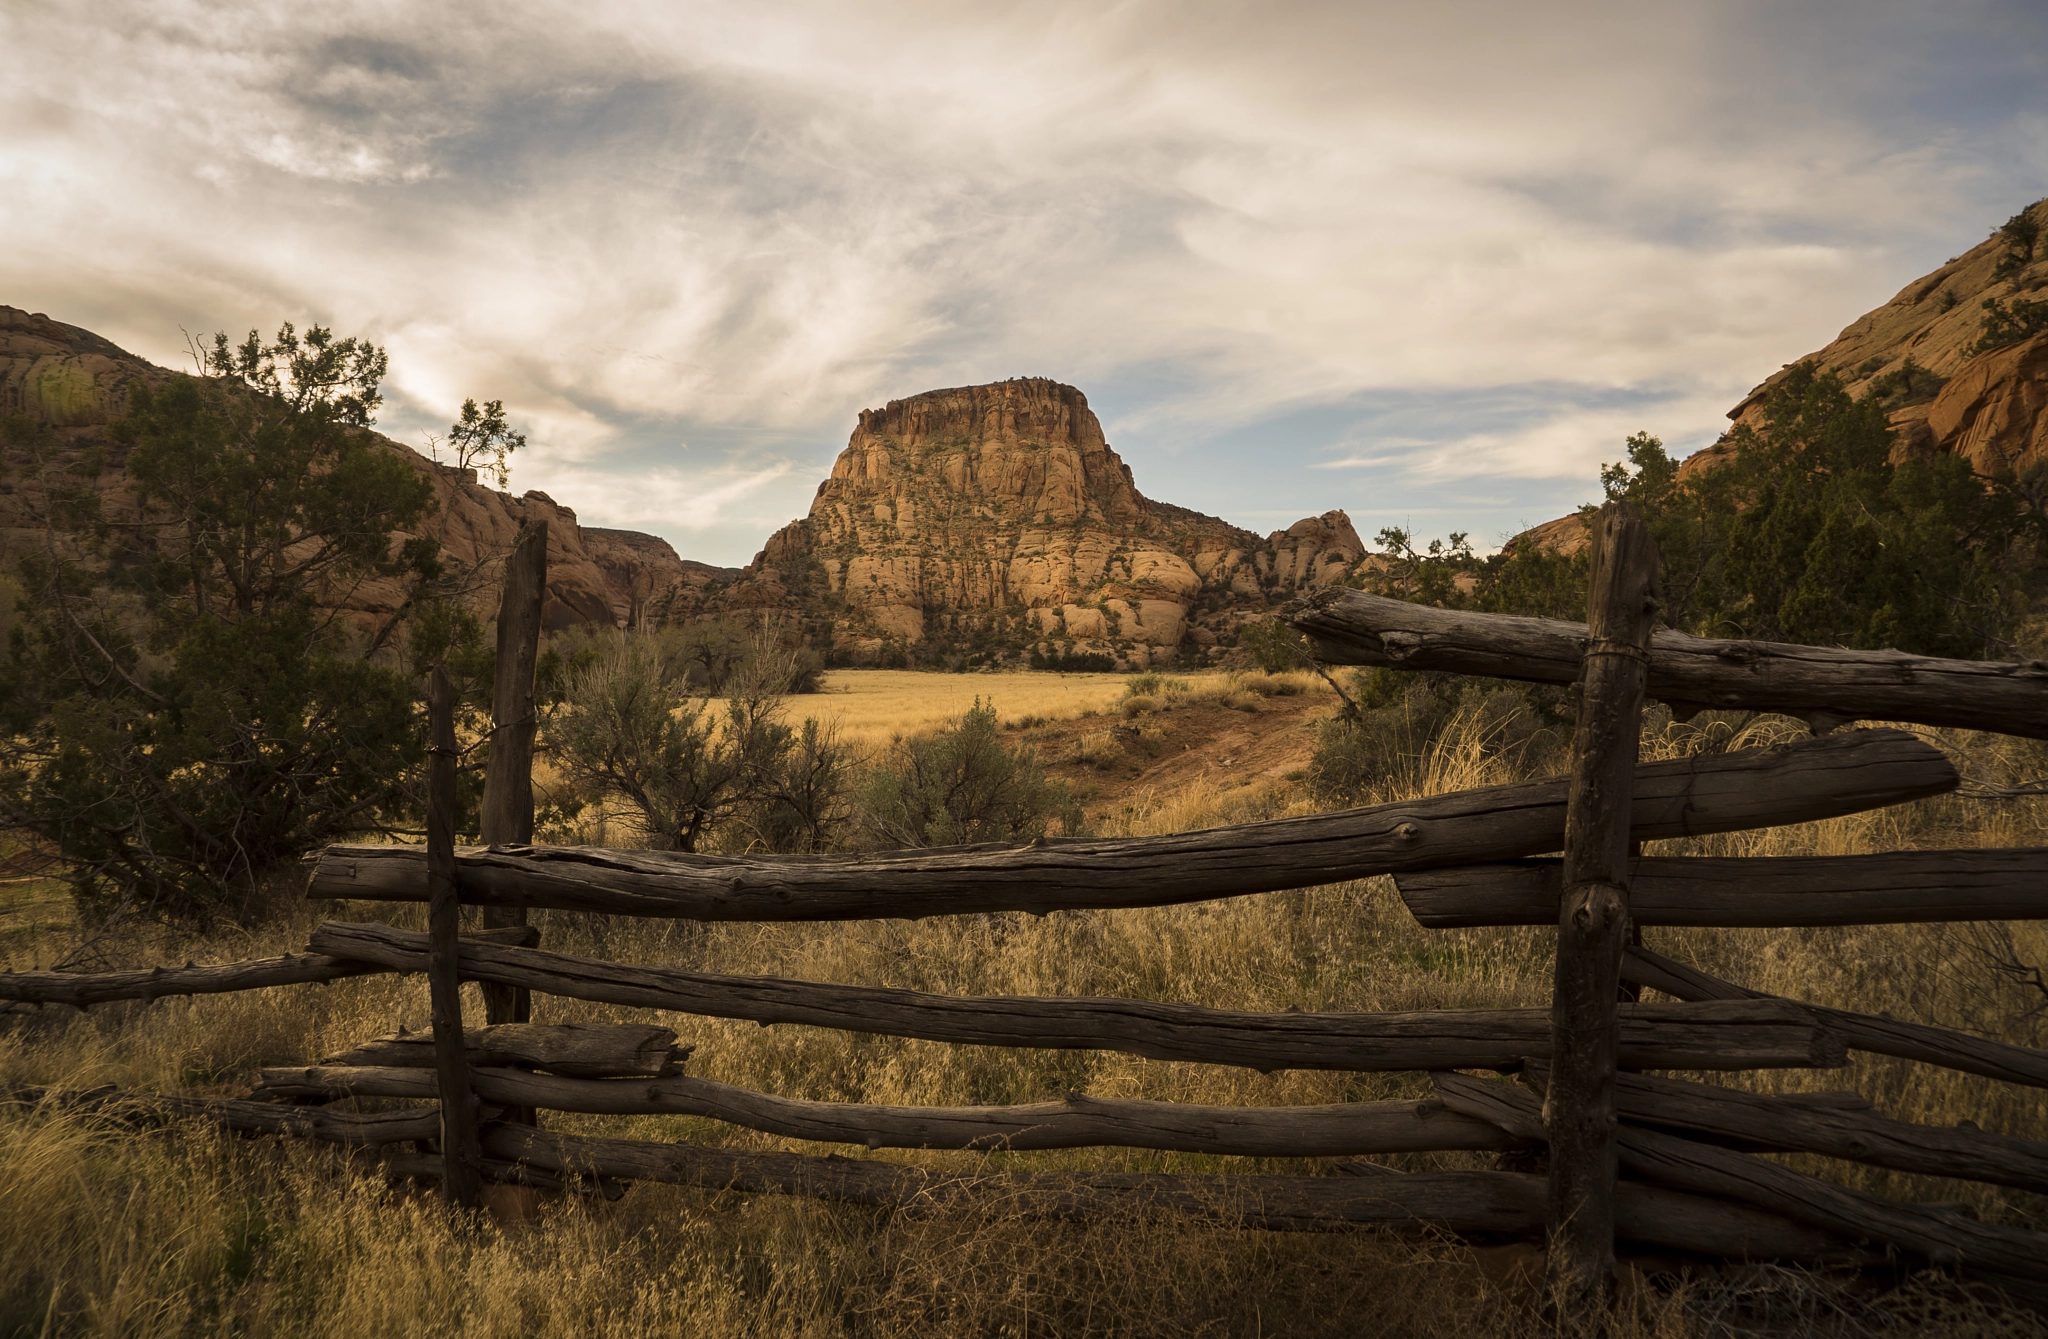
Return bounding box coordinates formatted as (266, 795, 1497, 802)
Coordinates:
(0, 305, 702, 632)
(3, 309, 1365, 664)
(700, 379, 1367, 665)
(1515, 197, 2048, 554)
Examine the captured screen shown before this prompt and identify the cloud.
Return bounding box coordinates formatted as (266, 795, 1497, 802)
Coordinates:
(3, 1, 2045, 562)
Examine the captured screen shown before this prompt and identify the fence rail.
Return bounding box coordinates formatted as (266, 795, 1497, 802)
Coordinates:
(1284, 586, 2048, 738)
(308, 727, 1955, 919)
(13, 499, 2048, 1316)
(1395, 850, 2048, 927)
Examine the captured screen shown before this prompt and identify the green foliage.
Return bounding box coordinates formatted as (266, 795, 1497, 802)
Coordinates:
(1677, 363, 2035, 654)
(1864, 358, 1947, 411)
(0, 323, 446, 925)
(437, 397, 526, 489)
(1028, 649, 1116, 673)
(545, 625, 845, 853)
(1234, 618, 1314, 673)
(1971, 296, 2048, 356)
(1359, 368, 2044, 659)
(1308, 671, 1567, 808)
(1373, 528, 1476, 608)
(1991, 206, 2043, 282)
(857, 700, 1079, 848)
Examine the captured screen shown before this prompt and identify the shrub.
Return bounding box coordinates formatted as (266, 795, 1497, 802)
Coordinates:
(858, 700, 1080, 848)
(1029, 649, 1117, 673)
(1971, 296, 2048, 355)
(1122, 673, 1190, 700)
(1308, 671, 1568, 807)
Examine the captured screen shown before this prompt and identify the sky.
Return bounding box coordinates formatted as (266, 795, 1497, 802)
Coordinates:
(6, 2, 2047, 566)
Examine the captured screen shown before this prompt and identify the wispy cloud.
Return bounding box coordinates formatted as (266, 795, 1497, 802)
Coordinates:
(3, 1, 2044, 560)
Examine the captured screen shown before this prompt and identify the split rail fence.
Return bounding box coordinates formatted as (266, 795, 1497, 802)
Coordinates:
(8, 505, 2048, 1310)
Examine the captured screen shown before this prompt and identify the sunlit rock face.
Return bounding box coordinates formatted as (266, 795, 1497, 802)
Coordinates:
(717, 378, 1369, 665)
(0, 305, 706, 634)
(1512, 197, 2048, 558)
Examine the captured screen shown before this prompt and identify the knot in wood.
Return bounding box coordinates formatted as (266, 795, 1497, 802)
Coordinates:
(1393, 822, 1422, 843)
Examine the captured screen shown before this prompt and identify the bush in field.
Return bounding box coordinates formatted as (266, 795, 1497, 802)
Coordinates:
(1308, 670, 1568, 807)
(857, 700, 1080, 848)
(545, 624, 849, 853)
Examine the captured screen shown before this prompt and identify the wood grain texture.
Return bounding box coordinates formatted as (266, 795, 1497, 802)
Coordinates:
(472, 1122, 1871, 1260)
(1547, 501, 1659, 1288)
(320, 1022, 683, 1078)
(1621, 944, 2048, 1088)
(1503, 1063, 2048, 1196)
(1437, 1074, 2048, 1289)
(1600, 1069, 2048, 1196)
(308, 729, 1956, 921)
(254, 1065, 1519, 1158)
(1398, 850, 2048, 928)
(308, 920, 1846, 1073)
(427, 668, 484, 1210)
(0, 928, 538, 1007)
(478, 517, 546, 1026)
(0, 952, 380, 1007)
(1283, 586, 2048, 738)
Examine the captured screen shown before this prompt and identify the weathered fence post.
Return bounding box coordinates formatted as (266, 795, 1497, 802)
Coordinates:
(428, 667, 485, 1210)
(478, 518, 547, 1026)
(1546, 502, 1659, 1302)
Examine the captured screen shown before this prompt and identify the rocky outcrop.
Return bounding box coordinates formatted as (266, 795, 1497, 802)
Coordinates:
(1514, 198, 2048, 554)
(713, 378, 1368, 665)
(1700, 198, 2048, 480)
(0, 305, 692, 632)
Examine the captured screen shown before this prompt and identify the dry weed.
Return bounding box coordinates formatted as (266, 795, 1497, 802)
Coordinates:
(3, 705, 2048, 1334)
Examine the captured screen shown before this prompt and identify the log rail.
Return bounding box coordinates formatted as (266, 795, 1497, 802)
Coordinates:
(1283, 586, 2048, 738)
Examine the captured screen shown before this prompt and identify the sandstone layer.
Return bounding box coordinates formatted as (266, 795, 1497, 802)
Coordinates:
(703, 379, 1367, 665)
(0, 305, 703, 632)
(1517, 198, 2048, 554)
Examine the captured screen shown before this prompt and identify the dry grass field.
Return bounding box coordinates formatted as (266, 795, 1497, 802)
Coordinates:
(797, 668, 1136, 750)
(3, 677, 2048, 1337)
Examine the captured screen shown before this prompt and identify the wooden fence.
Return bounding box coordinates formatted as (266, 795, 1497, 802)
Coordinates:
(7, 504, 2048, 1313)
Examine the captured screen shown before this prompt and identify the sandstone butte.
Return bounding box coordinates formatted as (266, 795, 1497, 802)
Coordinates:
(1, 308, 1365, 665)
(658, 378, 1369, 666)
(1516, 195, 2048, 558)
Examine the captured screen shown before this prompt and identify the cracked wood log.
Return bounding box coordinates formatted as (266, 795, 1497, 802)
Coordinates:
(1621, 944, 2048, 1089)
(253, 1065, 1520, 1158)
(0, 953, 380, 1008)
(308, 729, 1956, 920)
(308, 920, 1845, 1072)
(1283, 587, 2048, 739)
(1518, 1063, 2048, 1196)
(321, 1022, 684, 1078)
(471, 1123, 1871, 1261)
(427, 667, 483, 1210)
(1435, 1073, 2048, 1295)
(478, 517, 546, 1026)
(1397, 849, 2048, 928)
(1546, 500, 1659, 1297)
(0, 925, 540, 1008)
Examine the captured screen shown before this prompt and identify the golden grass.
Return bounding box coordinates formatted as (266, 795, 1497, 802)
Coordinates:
(4, 707, 2048, 1335)
(790, 668, 1132, 750)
